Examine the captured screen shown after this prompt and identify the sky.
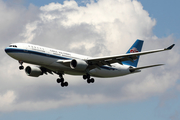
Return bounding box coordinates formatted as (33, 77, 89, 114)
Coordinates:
(0, 0, 180, 120)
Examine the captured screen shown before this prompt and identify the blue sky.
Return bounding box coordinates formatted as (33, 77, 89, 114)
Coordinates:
(1, 96, 180, 120)
(1, 0, 180, 120)
(140, 0, 180, 39)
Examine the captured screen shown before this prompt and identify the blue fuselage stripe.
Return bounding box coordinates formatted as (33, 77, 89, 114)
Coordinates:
(5, 48, 71, 60)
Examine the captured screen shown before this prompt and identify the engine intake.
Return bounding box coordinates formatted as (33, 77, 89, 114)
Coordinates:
(25, 66, 43, 77)
(70, 59, 88, 71)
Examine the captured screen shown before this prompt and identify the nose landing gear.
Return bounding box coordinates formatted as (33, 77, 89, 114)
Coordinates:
(18, 60, 24, 70)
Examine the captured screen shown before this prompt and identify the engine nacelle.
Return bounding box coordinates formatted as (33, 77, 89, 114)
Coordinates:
(70, 59, 88, 71)
(129, 66, 135, 73)
(25, 66, 43, 77)
(129, 66, 141, 73)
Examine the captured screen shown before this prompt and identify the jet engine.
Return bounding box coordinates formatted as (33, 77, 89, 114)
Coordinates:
(25, 66, 43, 77)
(129, 66, 141, 73)
(129, 66, 135, 73)
(70, 59, 88, 71)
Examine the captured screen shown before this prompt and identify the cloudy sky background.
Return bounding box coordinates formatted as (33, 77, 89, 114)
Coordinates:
(0, 0, 180, 119)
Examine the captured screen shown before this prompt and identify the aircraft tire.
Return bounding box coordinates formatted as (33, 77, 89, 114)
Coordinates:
(61, 82, 65, 87)
(57, 78, 64, 83)
(87, 79, 91, 84)
(60, 82, 68, 87)
(19, 66, 24, 70)
(57, 78, 61, 83)
(90, 78, 95, 83)
(64, 82, 68, 87)
(83, 75, 87, 80)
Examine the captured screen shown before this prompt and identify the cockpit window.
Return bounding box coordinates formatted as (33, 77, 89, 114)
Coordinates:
(9, 45, 17, 48)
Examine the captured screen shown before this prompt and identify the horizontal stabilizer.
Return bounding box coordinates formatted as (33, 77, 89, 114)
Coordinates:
(129, 64, 164, 72)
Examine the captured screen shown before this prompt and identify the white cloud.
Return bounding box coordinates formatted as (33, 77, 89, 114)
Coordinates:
(0, 1, 40, 46)
(4, 93, 116, 111)
(22, 0, 156, 55)
(21, 21, 39, 43)
(0, 0, 180, 112)
(0, 91, 16, 111)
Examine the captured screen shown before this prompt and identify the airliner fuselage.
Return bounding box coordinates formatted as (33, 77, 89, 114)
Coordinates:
(5, 43, 131, 77)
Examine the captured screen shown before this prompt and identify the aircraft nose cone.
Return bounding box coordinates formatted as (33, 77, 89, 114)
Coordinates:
(5, 48, 8, 53)
(5, 47, 10, 53)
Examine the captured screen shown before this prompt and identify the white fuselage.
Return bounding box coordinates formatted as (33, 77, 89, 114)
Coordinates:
(5, 43, 134, 78)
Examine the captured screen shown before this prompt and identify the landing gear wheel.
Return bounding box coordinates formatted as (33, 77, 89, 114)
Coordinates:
(61, 82, 68, 87)
(90, 78, 95, 83)
(56, 78, 64, 83)
(57, 78, 61, 83)
(87, 78, 95, 84)
(83, 75, 87, 80)
(61, 82, 65, 87)
(19, 66, 24, 70)
(83, 74, 90, 80)
(64, 82, 68, 87)
(87, 79, 91, 84)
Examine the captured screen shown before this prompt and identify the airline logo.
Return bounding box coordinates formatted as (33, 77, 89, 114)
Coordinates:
(130, 47, 138, 53)
(130, 47, 138, 61)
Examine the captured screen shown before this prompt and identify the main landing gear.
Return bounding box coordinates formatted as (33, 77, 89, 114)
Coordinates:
(83, 74, 95, 84)
(56, 74, 94, 87)
(56, 74, 68, 87)
(18, 60, 24, 70)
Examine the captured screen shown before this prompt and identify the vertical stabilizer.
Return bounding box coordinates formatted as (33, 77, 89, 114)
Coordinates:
(122, 39, 144, 67)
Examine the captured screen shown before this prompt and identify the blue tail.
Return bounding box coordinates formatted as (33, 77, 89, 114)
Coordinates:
(122, 39, 144, 67)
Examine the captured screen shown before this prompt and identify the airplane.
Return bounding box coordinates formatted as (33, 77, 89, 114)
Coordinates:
(4, 39, 175, 87)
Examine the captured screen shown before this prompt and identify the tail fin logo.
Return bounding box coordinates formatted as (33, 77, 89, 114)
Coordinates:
(130, 47, 138, 53)
(130, 47, 138, 61)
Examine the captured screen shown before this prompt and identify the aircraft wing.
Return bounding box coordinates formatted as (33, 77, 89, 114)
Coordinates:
(86, 44, 175, 67)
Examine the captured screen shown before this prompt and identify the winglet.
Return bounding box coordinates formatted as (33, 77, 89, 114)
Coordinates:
(165, 44, 175, 50)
